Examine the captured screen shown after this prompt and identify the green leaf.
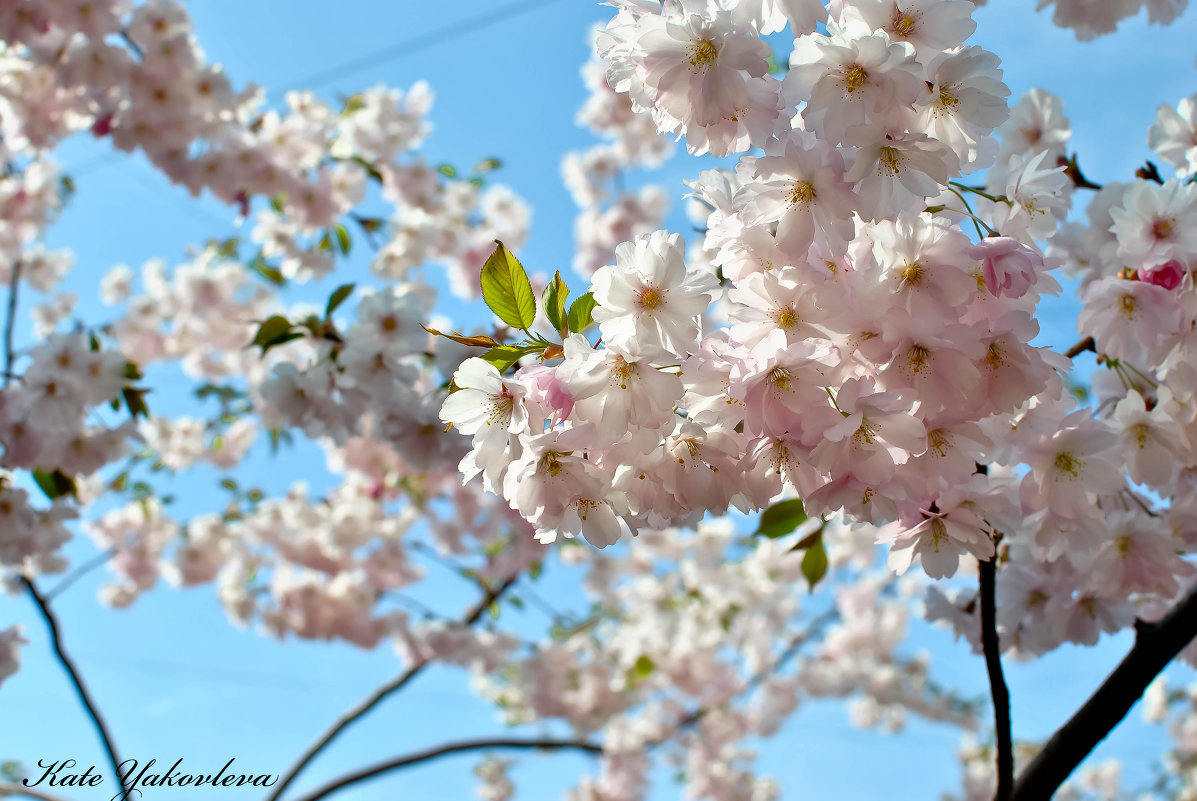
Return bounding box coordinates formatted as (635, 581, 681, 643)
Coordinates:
(350, 156, 384, 183)
(249, 253, 286, 286)
(480, 242, 536, 330)
(478, 343, 544, 374)
(542, 271, 570, 335)
(334, 223, 351, 255)
(219, 478, 239, 492)
(214, 237, 240, 260)
(528, 561, 543, 581)
(755, 498, 807, 538)
(325, 283, 356, 318)
(801, 535, 828, 591)
(354, 215, 384, 233)
(438, 163, 457, 178)
(626, 654, 655, 685)
(33, 468, 77, 501)
(123, 386, 151, 418)
(474, 157, 502, 173)
(250, 315, 303, 354)
(88, 332, 101, 352)
(566, 292, 597, 334)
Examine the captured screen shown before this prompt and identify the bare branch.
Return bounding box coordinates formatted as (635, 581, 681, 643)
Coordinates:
(288, 737, 601, 801)
(4, 260, 20, 389)
(19, 577, 132, 801)
(1063, 336, 1096, 360)
(43, 549, 117, 601)
(1011, 581, 1197, 800)
(979, 557, 1013, 801)
(264, 576, 516, 801)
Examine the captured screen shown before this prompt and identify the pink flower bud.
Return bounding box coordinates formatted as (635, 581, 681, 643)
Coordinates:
(969, 237, 1043, 299)
(91, 114, 114, 137)
(1138, 259, 1185, 291)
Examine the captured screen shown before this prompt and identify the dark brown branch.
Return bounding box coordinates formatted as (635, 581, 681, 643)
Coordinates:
(1059, 154, 1103, 191)
(19, 577, 132, 801)
(264, 576, 516, 801)
(1136, 161, 1164, 185)
(1063, 336, 1096, 360)
(979, 557, 1013, 801)
(1011, 581, 1197, 800)
(288, 737, 602, 801)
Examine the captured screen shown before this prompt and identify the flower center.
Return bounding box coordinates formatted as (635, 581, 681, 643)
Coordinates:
(638, 286, 663, 310)
(766, 365, 792, 392)
(842, 64, 869, 94)
(1152, 218, 1175, 240)
(1054, 451, 1082, 477)
(933, 87, 960, 115)
(890, 5, 921, 37)
(788, 180, 816, 206)
(900, 261, 924, 287)
(774, 307, 798, 330)
(689, 38, 718, 70)
(1119, 293, 1136, 319)
(878, 146, 906, 177)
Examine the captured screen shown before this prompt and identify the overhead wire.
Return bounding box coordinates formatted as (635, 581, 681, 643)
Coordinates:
(63, 0, 570, 176)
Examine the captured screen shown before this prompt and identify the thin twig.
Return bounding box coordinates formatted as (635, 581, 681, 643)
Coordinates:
(1063, 336, 1096, 360)
(4, 260, 20, 388)
(264, 576, 516, 801)
(19, 577, 132, 801)
(43, 548, 117, 601)
(979, 558, 1013, 801)
(1011, 581, 1197, 800)
(654, 606, 840, 739)
(288, 737, 602, 801)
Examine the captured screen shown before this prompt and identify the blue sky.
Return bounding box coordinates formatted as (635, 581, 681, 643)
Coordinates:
(4, 1, 1197, 800)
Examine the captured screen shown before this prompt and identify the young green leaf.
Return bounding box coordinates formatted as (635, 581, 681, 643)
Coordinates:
(334, 223, 351, 255)
(801, 535, 828, 591)
(420, 324, 500, 348)
(566, 292, 597, 334)
(248, 252, 286, 286)
(32, 468, 78, 501)
(122, 386, 151, 418)
(325, 283, 356, 318)
(542, 271, 570, 335)
(478, 343, 545, 374)
(250, 316, 304, 354)
(480, 241, 537, 330)
(755, 498, 807, 538)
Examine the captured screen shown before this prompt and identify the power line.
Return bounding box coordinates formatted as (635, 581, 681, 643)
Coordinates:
(63, 0, 569, 176)
(271, 0, 569, 96)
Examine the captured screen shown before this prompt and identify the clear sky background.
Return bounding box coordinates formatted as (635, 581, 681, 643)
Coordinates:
(3, 1, 1197, 800)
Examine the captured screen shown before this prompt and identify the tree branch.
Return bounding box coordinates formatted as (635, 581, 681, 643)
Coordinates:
(1063, 336, 1095, 360)
(1011, 581, 1197, 800)
(287, 736, 602, 801)
(4, 259, 21, 389)
(19, 577, 132, 801)
(979, 557, 1013, 801)
(43, 548, 117, 601)
(264, 575, 516, 801)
